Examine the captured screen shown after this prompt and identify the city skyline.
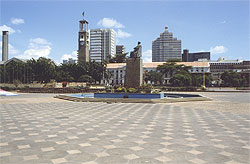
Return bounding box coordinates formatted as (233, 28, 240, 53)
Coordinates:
(0, 0, 249, 64)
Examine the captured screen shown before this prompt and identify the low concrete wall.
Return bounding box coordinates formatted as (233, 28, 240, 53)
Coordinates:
(55, 94, 211, 103)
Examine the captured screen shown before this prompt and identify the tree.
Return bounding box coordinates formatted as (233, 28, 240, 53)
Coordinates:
(169, 72, 192, 87)
(191, 74, 213, 87)
(157, 62, 191, 77)
(157, 62, 178, 77)
(221, 71, 245, 87)
(27, 57, 56, 83)
(166, 58, 182, 62)
(86, 61, 106, 83)
(144, 71, 162, 84)
(157, 62, 193, 86)
(79, 75, 94, 83)
(109, 53, 128, 63)
(55, 71, 74, 82)
(56, 63, 86, 82)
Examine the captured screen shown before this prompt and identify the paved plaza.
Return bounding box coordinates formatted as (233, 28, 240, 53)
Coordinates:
(0, 92, 249, 164)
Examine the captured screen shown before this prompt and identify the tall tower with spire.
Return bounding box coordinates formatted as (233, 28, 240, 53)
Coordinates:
(78, 12, 90, 63)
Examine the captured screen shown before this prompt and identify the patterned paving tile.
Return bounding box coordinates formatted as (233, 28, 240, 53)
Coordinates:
(79, 143, 91, 147)
(51, 158, 67, 164)
(0, 152, 11, 157)
(190, 158, 206, 164)
(17, 145, 30, 149)
(124, 154, 139, 160)
(23, 155, 39, 160)
(130, 146, 144, 151)
(41, 147, 55, 152)
(0, 94, 249, 164)
(187, 149, 203, 155)
(95, 151, 110, 158)
(67, 150, 81, 154)
(158, 148, 173, 153)
(155, 156, 172, 162)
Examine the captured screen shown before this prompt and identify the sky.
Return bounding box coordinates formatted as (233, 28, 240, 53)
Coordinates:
(0, 0, 249, 64)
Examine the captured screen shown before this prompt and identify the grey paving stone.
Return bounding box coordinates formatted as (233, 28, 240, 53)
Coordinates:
(64, 152, 96, 163)
(197, 153, 231, 163)
(1, 93, 250, 164)
(105, 148, 132, 156)
(95, 155, 128, 163)
(129, 157, 163, 164)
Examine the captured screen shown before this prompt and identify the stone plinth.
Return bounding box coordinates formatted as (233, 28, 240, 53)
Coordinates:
(125, 58, 143, 88)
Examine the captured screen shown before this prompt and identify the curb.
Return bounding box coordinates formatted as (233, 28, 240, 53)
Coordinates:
(54, 95, 212, 104)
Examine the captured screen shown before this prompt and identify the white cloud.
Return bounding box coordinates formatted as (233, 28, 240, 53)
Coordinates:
(16, 29, 22, 33)
(0, 25, 16, 35)
(142, 50, 152, 63)
(30, 38, 51, 45)
(98, 18, 124, 28)
(209, 46, 228, 54)
(11, 18, 25, 25)
(220, 20, 226, 24)
(0, 42, 19, 55)
(116, 29, 132, 38)
(22, 47, 51, 59)
(61, 51, 77, 62)
(9, 44, 19, 55)
(16, 38, 51, 59)
(116, 39, 120, 45)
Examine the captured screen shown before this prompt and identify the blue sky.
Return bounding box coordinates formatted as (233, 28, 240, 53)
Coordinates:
(0, 0, 249, 63)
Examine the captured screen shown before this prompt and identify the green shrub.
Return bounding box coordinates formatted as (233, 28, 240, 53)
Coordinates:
(137, 84, 153, 93)
(128, 88, 137, 93)
(116, 87, 127, 93)
(165, 87, 198, 92)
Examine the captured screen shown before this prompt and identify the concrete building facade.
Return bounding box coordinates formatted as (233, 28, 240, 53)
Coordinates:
(2, 31, 8, 62)
(209, 58, 250, 81)
(90, 29, 116, 63)
(106, 62, 210, 85)
(116, 45, 126, 54)
(182, 49, 210, 62)
(152, 27, 182, 62)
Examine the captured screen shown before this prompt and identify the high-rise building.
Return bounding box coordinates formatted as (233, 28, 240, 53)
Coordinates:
(116, 45, 126, 54)
(90, 29, 116, 63)
(182, 49, 210, 62)
(152, 27, 181, 62)
(78, 13, 90, 63)
(2, 31, 8, 62)
(63, 58, 77, 64)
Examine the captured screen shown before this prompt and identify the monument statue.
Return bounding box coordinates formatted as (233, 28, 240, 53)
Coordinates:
(130, 42, 142, 58)
(125, 42, 143, 88)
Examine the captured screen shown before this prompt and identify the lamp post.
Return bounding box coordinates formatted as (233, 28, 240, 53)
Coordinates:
(202, 70, 206, 89)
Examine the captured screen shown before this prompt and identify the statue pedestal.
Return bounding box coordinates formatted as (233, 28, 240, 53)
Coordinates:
(125, 58, 143, 88)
